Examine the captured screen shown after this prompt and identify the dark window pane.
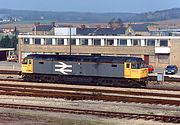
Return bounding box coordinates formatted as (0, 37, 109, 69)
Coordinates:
(39, 62, 44, 64)
(70, 39, 76, 45)
(57, 38, 64, 45)
(107, 39, 114, 46)
(120, 39, 127, 46)
(81, 39, 88, 45)
(24, 38, 30, 44)
(160, 40, 168, 46)
(126, 64, 130, 68)
(94, 39, 101, 45)
(46, 38, 52, 45)
(147, 39, 155, 46)
(35, 38, 41, 44)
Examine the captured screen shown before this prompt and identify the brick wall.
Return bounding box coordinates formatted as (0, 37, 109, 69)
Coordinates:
(20, 44, 155, 55)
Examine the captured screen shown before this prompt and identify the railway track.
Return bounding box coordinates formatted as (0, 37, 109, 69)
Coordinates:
(1, 70, 180, 82)
(0, 79, 180, 123)
(0, 103, 179, 123)
(1, 76, 180, 91)
(0, 81, 180, 106)
(0, 70, 20, 75)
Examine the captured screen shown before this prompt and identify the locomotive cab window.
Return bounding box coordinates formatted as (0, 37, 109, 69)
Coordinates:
(131, 63, 141, 69)
(22, 59, 27, 64)
(28, 60, 32, 64)
(126, 63, 130, 68)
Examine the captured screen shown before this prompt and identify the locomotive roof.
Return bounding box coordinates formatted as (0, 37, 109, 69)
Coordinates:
(25, 54, 144, 63)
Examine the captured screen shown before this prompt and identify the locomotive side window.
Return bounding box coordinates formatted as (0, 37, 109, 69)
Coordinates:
(39, 62, 44, 64)
(112, 64, 117, 67)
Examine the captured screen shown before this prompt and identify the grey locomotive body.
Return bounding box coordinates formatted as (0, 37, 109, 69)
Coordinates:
(21, 54, 148, 87)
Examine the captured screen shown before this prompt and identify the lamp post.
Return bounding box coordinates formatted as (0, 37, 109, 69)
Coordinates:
(69, 27, 71, 55)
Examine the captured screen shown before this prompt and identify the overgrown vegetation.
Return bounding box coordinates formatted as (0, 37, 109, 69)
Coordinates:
(0, 35, 18, 49)
(0, 26, 18, 49)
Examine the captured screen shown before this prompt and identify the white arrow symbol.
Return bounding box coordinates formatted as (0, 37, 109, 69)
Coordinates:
(55, 62, 72, 75)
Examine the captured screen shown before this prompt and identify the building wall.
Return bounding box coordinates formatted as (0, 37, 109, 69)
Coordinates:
(19, 44, 154, 55)
(169, 39, 180, 67)
(135, 32, 149, 36)
(125, 27, 149, 36)
(32, 29, 54, 35)
(18, 35, 180, 68)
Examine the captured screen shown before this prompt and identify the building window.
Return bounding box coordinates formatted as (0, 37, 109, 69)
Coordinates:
(57, 38, 64, 45)
(70, 39, 76, 45)
(119, 39, 127, 46)
(24, 38, 30, 44)
(132, 39, 140, 46)
(107, 39, 114, 46)
(80, 39, 88, 45)
(147, 39, 155, 46)
(94, 39, 101, 46)
(160, 40, 168, 46)
(46, 38, 52, 45)
(34, 38, 41, 45)
(158, 54, 169, 64)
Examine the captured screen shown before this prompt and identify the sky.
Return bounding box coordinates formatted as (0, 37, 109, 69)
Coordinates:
(0, 0, 180, 13)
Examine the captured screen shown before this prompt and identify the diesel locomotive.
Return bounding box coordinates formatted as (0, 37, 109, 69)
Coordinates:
(21, 54, 148, 87)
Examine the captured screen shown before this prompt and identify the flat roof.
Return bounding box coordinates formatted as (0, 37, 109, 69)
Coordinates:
(18, 35, 180, 40)
(0, 48, 14, 51)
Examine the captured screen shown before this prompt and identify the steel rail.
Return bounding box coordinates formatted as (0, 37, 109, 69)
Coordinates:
(0, 84, 180, 106)
(0, 103, 179, 123)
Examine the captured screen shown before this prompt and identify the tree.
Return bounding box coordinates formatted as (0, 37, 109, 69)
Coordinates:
(3, 35, 11, 48)
(11, 35, 18, 50)
(0, 35, 18, 49)
(108, 18, 124, 28)
(0, 35, 10, 48)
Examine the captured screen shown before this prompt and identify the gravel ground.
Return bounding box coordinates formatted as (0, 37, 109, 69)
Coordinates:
(0, 108, 177, 125)
(0, 95, 179, 125)
(0, 95, 180, 116)
(0, 76, 180, 124)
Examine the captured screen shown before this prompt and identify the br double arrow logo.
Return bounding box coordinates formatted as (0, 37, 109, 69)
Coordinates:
(55, 62, 72, 75)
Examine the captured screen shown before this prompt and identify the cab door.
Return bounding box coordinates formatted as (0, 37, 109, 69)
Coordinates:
(124, 62, 131, 78)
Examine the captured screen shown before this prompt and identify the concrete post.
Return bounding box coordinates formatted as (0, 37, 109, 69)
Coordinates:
(41, 38, 45, 45)
(30, 38, 33, 45)
(101, 39, 105, 46)
(76, 39, 80, 45)
(127, 39, 132, 46)
(88, 39, 92, 46)
(52, 38, 56, 45)
(114, 39, 117, 46)
(155, 39, 160, 46)
(141, 39, 145, 46)
(64, 39, 68, 45)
